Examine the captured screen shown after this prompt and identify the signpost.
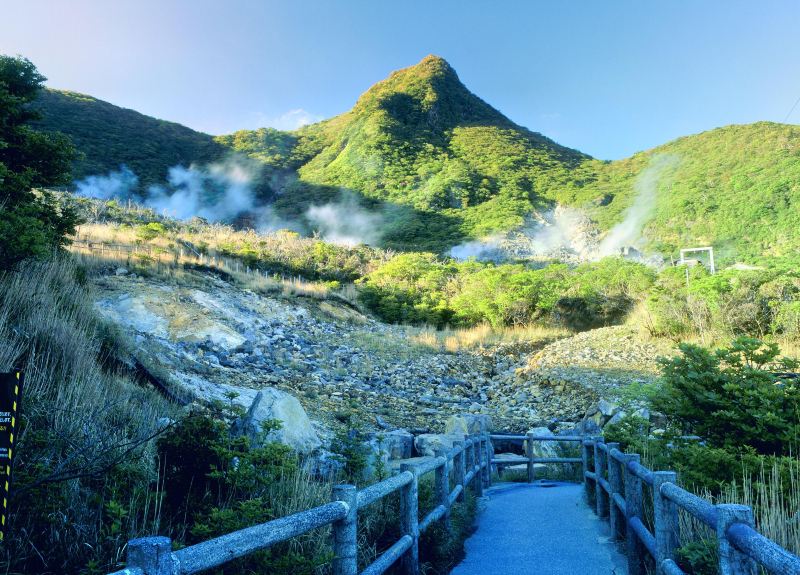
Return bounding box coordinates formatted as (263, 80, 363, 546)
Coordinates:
(0, 371, 23, 541)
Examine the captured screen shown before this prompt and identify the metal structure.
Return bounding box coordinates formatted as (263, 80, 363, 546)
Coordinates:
(679, 246, 716, 274)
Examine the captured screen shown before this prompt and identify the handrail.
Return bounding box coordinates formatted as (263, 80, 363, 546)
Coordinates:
(357, 471, 413, 509)
(727, 522, 800, 573)
(489, 434, 583, 442)
(174, 501, 349, 574)
(113, 432, 493, 575)
(110, 427, 800, 575)
(583, 437, 800, 575)
(659, 481, 718, 528)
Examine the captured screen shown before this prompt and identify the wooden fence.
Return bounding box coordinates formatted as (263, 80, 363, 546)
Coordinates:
(106, 432, 800, 575)
(583, 436, 800, 575)
(109, 433, 492, 575)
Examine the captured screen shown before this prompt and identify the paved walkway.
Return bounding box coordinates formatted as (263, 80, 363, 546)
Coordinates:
(451, 481, 627, 575)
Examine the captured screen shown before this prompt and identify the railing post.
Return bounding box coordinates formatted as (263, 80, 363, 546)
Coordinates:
(332, 484, 358, 575)
(716, 505, 756, 575)
(400, 463, 420, 575)
(474, 436, 484, 497)
(624, 454, 646, 575)
(454, 440, 466, 502)
(652, 471, 679, 575)
(483, 434, 492, 488)
(127, 536, 175, 575)
(594, 439, 609, 519)
(526, 431, 535, 483)
(434, 447, 451, 531)
(606, 442, 624, 539)
(582, 438, 593, 505)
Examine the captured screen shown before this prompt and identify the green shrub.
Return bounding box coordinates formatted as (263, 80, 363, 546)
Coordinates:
(652, 337, 800, 455)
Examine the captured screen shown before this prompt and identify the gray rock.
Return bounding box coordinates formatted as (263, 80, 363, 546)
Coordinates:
(223, 387, 320, 454)
(413, 433, 463, 457)
(597, 399, 620, 417)
(605, 410, 628, 427)
(524, 426, 559, 459)
(445, 413, 493, 436)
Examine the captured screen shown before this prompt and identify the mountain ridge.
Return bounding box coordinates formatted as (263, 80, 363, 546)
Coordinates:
(30, 56, 800, 259)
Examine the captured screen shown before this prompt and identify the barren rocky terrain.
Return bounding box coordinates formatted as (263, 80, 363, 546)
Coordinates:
(93, 265, 675, 458)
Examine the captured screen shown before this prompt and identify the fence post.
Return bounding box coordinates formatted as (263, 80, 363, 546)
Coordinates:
(526, 431, 535, 483)
(434, 447, 451, 531)
(624, 454, 645, 575)
(582, 438, 593, 505)
(474, 437, 484, 497)
(716, 505, 756, 575)
(484, 434, 492, 488)
(126, 536, 175, 575)
(400, 463, 420, 575)
(594, 439, 609, 519)
(652, 471, 679, 575)
(463, 435, 473, 490)
(605, 442, 623, 538)
(454, 440, 465, 502)
(332, 484, 358, 575)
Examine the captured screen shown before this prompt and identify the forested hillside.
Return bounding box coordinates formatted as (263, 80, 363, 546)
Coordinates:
(555, 122, 800, 261)
(31, 89, 226, 187)
(30, 56, 800, 260)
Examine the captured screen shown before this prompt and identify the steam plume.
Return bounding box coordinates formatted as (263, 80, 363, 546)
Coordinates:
(306, 193, 383, 247)
(597, 153, 678, 256)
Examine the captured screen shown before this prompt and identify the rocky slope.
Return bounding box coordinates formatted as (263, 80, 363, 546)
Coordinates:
(93, 265, 675, 456)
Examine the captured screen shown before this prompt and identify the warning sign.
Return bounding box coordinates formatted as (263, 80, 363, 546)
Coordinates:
(0, 371, 22, 542)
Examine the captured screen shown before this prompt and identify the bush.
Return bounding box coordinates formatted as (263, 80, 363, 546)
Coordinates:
(652, 337, 800, 455)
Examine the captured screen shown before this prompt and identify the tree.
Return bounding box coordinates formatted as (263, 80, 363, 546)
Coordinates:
(0, 55, 78, 270)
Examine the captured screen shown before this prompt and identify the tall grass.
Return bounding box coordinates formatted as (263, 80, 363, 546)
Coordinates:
(0, 256, 173, 573)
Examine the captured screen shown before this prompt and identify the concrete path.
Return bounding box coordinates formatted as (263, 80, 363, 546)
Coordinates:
(451, 481, 627, 575)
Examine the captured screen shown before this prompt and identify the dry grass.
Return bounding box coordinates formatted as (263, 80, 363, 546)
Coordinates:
(70, 223, 363, 307)
(406, 323, 569, 353)
(0, 256, 174, 573)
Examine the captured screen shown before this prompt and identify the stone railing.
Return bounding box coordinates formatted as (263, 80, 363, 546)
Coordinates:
(582, 437, 800, 575)
(108, 432, 492, 575)
(489, 432, 583, 482)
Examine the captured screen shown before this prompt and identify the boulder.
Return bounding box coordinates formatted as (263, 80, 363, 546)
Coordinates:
(370, 429, 414, 460)
(413, 433, 463, 457)
(578, 418, 602, 435)
(226, 386, 321, 454)
(444, 413, 492, 436)
(605, 410, 628, 427)
(597, 399, 620, 417)
(524, 426, 559, 459)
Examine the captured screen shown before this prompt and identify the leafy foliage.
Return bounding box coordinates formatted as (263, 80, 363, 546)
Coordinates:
(359, 254, 654, 329)
(652, 337, 800, 455)
(0, 56, 79, 269)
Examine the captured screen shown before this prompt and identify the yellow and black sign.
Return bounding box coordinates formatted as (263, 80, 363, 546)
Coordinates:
(0, 371, 22, 542)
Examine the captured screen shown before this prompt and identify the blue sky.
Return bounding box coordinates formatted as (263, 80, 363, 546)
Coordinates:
(2, 0, 799, 159)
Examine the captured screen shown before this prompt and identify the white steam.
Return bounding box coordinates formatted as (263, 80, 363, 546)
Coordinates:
(74, 164, 383, 246)
(146, 160, 257, 222)
(597, 153, 678, 256)
(306, 194, 383, 247)
(75, 166, 138, 200)
(450, 154, 679, 264)
(449, 237, 505, 261)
